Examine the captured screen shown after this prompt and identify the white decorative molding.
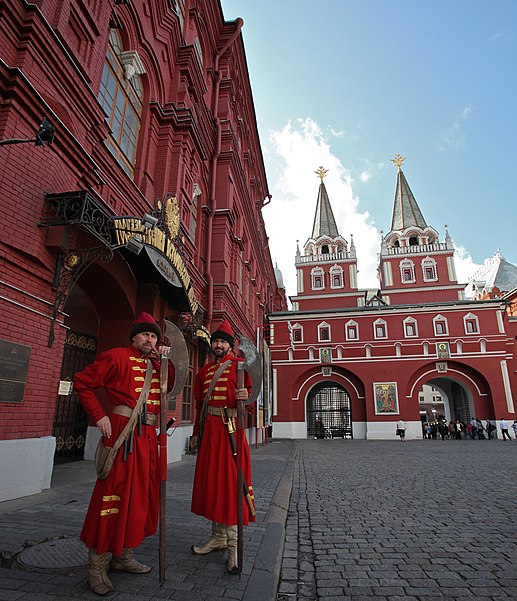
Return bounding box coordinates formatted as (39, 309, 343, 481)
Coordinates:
(120, 50, 146, 80)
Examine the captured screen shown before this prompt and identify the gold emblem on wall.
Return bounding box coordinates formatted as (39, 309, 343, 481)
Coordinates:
(162, 195, 180, 240)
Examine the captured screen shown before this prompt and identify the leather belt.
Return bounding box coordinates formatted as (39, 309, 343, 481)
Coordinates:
(207, 406, 237, 417)
(112, 405, 158, 426)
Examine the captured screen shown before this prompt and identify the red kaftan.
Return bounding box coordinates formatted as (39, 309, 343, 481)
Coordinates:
(191, 354, 255, 526)
(74, 346, 174, 556)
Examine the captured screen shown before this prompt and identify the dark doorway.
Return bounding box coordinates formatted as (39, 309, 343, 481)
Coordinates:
(307, 382, 352, 439)
(53, 330, 96, 463)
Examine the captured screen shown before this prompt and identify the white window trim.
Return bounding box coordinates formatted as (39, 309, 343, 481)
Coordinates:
(463, 312, 479, 335)
(400, 259, 416, 284)
(373, 318, 388, 340)
(433, 314, 449, 336)
(310, 267, 325, 290)
(329, 265, 344, 289)
(292, 324, 303, 343)
(403, 316, 418, 338)
(345, 319, 359, 341)
(422, 257, 438, 282)
(318, 321, 331, 342)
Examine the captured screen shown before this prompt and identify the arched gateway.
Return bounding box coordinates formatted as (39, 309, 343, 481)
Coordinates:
(307, 381, 352, 439)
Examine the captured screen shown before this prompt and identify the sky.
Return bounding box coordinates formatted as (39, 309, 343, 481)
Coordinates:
(220, 0, 517, 303)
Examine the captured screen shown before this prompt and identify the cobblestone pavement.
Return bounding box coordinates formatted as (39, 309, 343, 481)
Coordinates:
(2, 438, 517, 600)
(0, 440, 293, 601)
(277, 438, 517, 601)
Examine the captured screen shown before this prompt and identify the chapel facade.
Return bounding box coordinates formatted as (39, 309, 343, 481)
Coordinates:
(268, 157, 517, 440)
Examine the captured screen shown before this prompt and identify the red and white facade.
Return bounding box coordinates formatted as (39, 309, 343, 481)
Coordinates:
(269, 160, 517, 440)
(0, 0, 285, 502)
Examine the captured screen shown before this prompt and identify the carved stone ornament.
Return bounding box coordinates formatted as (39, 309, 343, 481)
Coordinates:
(120, 50, 146, 80)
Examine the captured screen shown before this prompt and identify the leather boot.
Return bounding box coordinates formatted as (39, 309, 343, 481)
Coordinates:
(191, 522, 228, 555)
(226, 525, 239, 574)
(87, 549, 114, 596)
(111, 548, 152, 574)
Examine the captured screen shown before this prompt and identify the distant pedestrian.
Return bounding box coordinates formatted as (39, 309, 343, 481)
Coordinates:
(486, 419, 496, 439)
(476, 419, 485, 440)
(511, 420, 517, 440)
(396, 418, 407, 441)
(500, 418, 512, 441)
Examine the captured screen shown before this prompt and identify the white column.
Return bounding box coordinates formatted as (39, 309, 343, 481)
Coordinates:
(500, 360, 515, 413)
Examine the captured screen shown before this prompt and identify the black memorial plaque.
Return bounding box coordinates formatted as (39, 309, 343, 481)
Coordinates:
(0, 339, 31, 403)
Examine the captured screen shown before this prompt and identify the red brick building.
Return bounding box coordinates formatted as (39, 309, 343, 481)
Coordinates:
(0, 0, 285, 501)
(269, 158, 517, 441)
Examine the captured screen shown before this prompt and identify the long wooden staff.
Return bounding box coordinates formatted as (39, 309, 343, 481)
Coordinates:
(236, 363, 245, 575)
(159, 350, 168, 586)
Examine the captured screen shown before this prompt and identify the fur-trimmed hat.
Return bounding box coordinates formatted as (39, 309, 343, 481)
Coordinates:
(129, 312, 162, 341)
(210, 319, 234, 347)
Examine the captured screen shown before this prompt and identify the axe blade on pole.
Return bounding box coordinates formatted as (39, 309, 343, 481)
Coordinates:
(163, 320, 189, 397)
(236, 335, 262, 406)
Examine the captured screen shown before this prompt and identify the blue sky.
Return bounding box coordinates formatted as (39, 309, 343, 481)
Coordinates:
(221, 0, 517, 300)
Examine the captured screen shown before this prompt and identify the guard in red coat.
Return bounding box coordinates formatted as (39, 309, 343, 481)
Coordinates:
(189, 319, 255, 574)
(74, 313, 175, 595)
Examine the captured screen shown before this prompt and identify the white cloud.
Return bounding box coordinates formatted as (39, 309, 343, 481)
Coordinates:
(261, 118, 483, 306)
(262, 118, 381, 303)
(438, 105, 474, 150)
(453, 243, 482, 296)
(360, 171, 371, 182)
(328, 126, 346, 138)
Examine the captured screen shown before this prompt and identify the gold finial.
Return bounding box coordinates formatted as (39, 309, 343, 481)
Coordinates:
(391, 154, 406, 171)
(315, 166, 328, 181)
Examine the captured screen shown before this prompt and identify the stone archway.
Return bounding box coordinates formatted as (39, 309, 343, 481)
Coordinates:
(422, 377, 474, 425)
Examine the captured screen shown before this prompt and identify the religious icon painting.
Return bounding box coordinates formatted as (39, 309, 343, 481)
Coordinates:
(373, 382, 399, 415)
(437, 341, 450, 359)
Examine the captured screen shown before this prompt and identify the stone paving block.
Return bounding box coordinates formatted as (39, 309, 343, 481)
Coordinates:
(0, 590, 25, 601)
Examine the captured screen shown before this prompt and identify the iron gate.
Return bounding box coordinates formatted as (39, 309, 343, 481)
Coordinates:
(53, 330, 96, 463)
(451, 381, 471, 425)
(307, 382, 352, 439)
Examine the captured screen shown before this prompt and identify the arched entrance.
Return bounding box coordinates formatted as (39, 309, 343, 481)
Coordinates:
(53, 257, 134, 463)
(307, 381, 352, 439)
(420, 377, 474, 425)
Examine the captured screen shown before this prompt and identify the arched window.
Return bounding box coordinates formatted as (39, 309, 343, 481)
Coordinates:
(409, 236, 419, 246)
(400, 259, 415, 283)
(189, 183, 201, 240)
(403, 317, 418, 338)
(433, 315, 449, 336)
(290, 323, 303, 343)
(98, 30, 144, 177)
(422, 257, 437, 281)
(311, 267, 325, 290)
(193, 36, 203, 67)
(318, 322, 331, 342)
(373, 318, 387, 339)
(463, 313, 479, 334)
(172, 0, 186, 33)
(321, 244, 329, 255)
(345, 320, 358, 341)
(330, 265, 344, 288)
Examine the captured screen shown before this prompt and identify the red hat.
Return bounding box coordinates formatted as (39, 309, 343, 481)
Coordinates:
(129, 312, 162, 341)
(210, 319, 234, 347)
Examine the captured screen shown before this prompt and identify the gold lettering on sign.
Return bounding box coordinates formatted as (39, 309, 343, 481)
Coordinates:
(113, 219, 198, 314)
